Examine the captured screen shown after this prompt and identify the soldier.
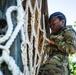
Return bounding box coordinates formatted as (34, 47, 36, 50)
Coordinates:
(38, 12, 76, 75)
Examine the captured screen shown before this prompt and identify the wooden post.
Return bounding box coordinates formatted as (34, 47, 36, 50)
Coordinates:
(42, 0, 50, 38)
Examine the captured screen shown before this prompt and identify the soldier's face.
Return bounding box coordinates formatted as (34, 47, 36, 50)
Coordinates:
(49, 17, 64, 34)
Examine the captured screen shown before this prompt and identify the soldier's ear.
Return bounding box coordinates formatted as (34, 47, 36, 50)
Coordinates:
(62, 19, 65, 25)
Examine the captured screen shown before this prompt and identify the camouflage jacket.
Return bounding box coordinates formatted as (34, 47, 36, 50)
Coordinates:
(38, 25, 76, 75)
(44, 25, 76, 58)
(39, 26, 76, 75)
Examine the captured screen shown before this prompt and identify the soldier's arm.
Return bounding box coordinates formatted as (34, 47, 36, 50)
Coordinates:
(54, 29, 76, 54)
(43, 40, 51, 52)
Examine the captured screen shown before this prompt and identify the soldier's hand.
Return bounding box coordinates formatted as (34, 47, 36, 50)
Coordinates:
(48, 40, 55, 45)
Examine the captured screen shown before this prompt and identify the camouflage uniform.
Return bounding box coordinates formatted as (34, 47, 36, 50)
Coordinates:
(38, 26, 76, 75)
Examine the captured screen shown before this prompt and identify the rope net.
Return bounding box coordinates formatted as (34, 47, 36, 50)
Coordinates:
(21, 0, 50, 75)
(0, 0, 49, 75)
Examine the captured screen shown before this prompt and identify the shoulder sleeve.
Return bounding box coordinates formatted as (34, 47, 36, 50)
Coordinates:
(54, 28, 76, 54)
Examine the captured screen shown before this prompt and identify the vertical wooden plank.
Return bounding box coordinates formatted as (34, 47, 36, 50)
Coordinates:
(42, 0, 50, 38)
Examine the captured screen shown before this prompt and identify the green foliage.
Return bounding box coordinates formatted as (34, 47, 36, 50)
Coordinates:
(69, 53, 76, 75)
(74, 21, 76, 27)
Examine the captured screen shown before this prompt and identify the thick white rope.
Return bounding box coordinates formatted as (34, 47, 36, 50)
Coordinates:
(6, 0, 24, 49)
(0, 6, 15, 43)
(0, 0, 24, 75)
(3, 50, 23, 75)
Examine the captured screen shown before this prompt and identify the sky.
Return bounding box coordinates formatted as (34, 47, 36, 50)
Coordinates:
(47, 0, 76, 25)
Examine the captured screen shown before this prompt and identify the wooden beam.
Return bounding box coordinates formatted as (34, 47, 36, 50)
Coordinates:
(42, 0, 50, 38)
